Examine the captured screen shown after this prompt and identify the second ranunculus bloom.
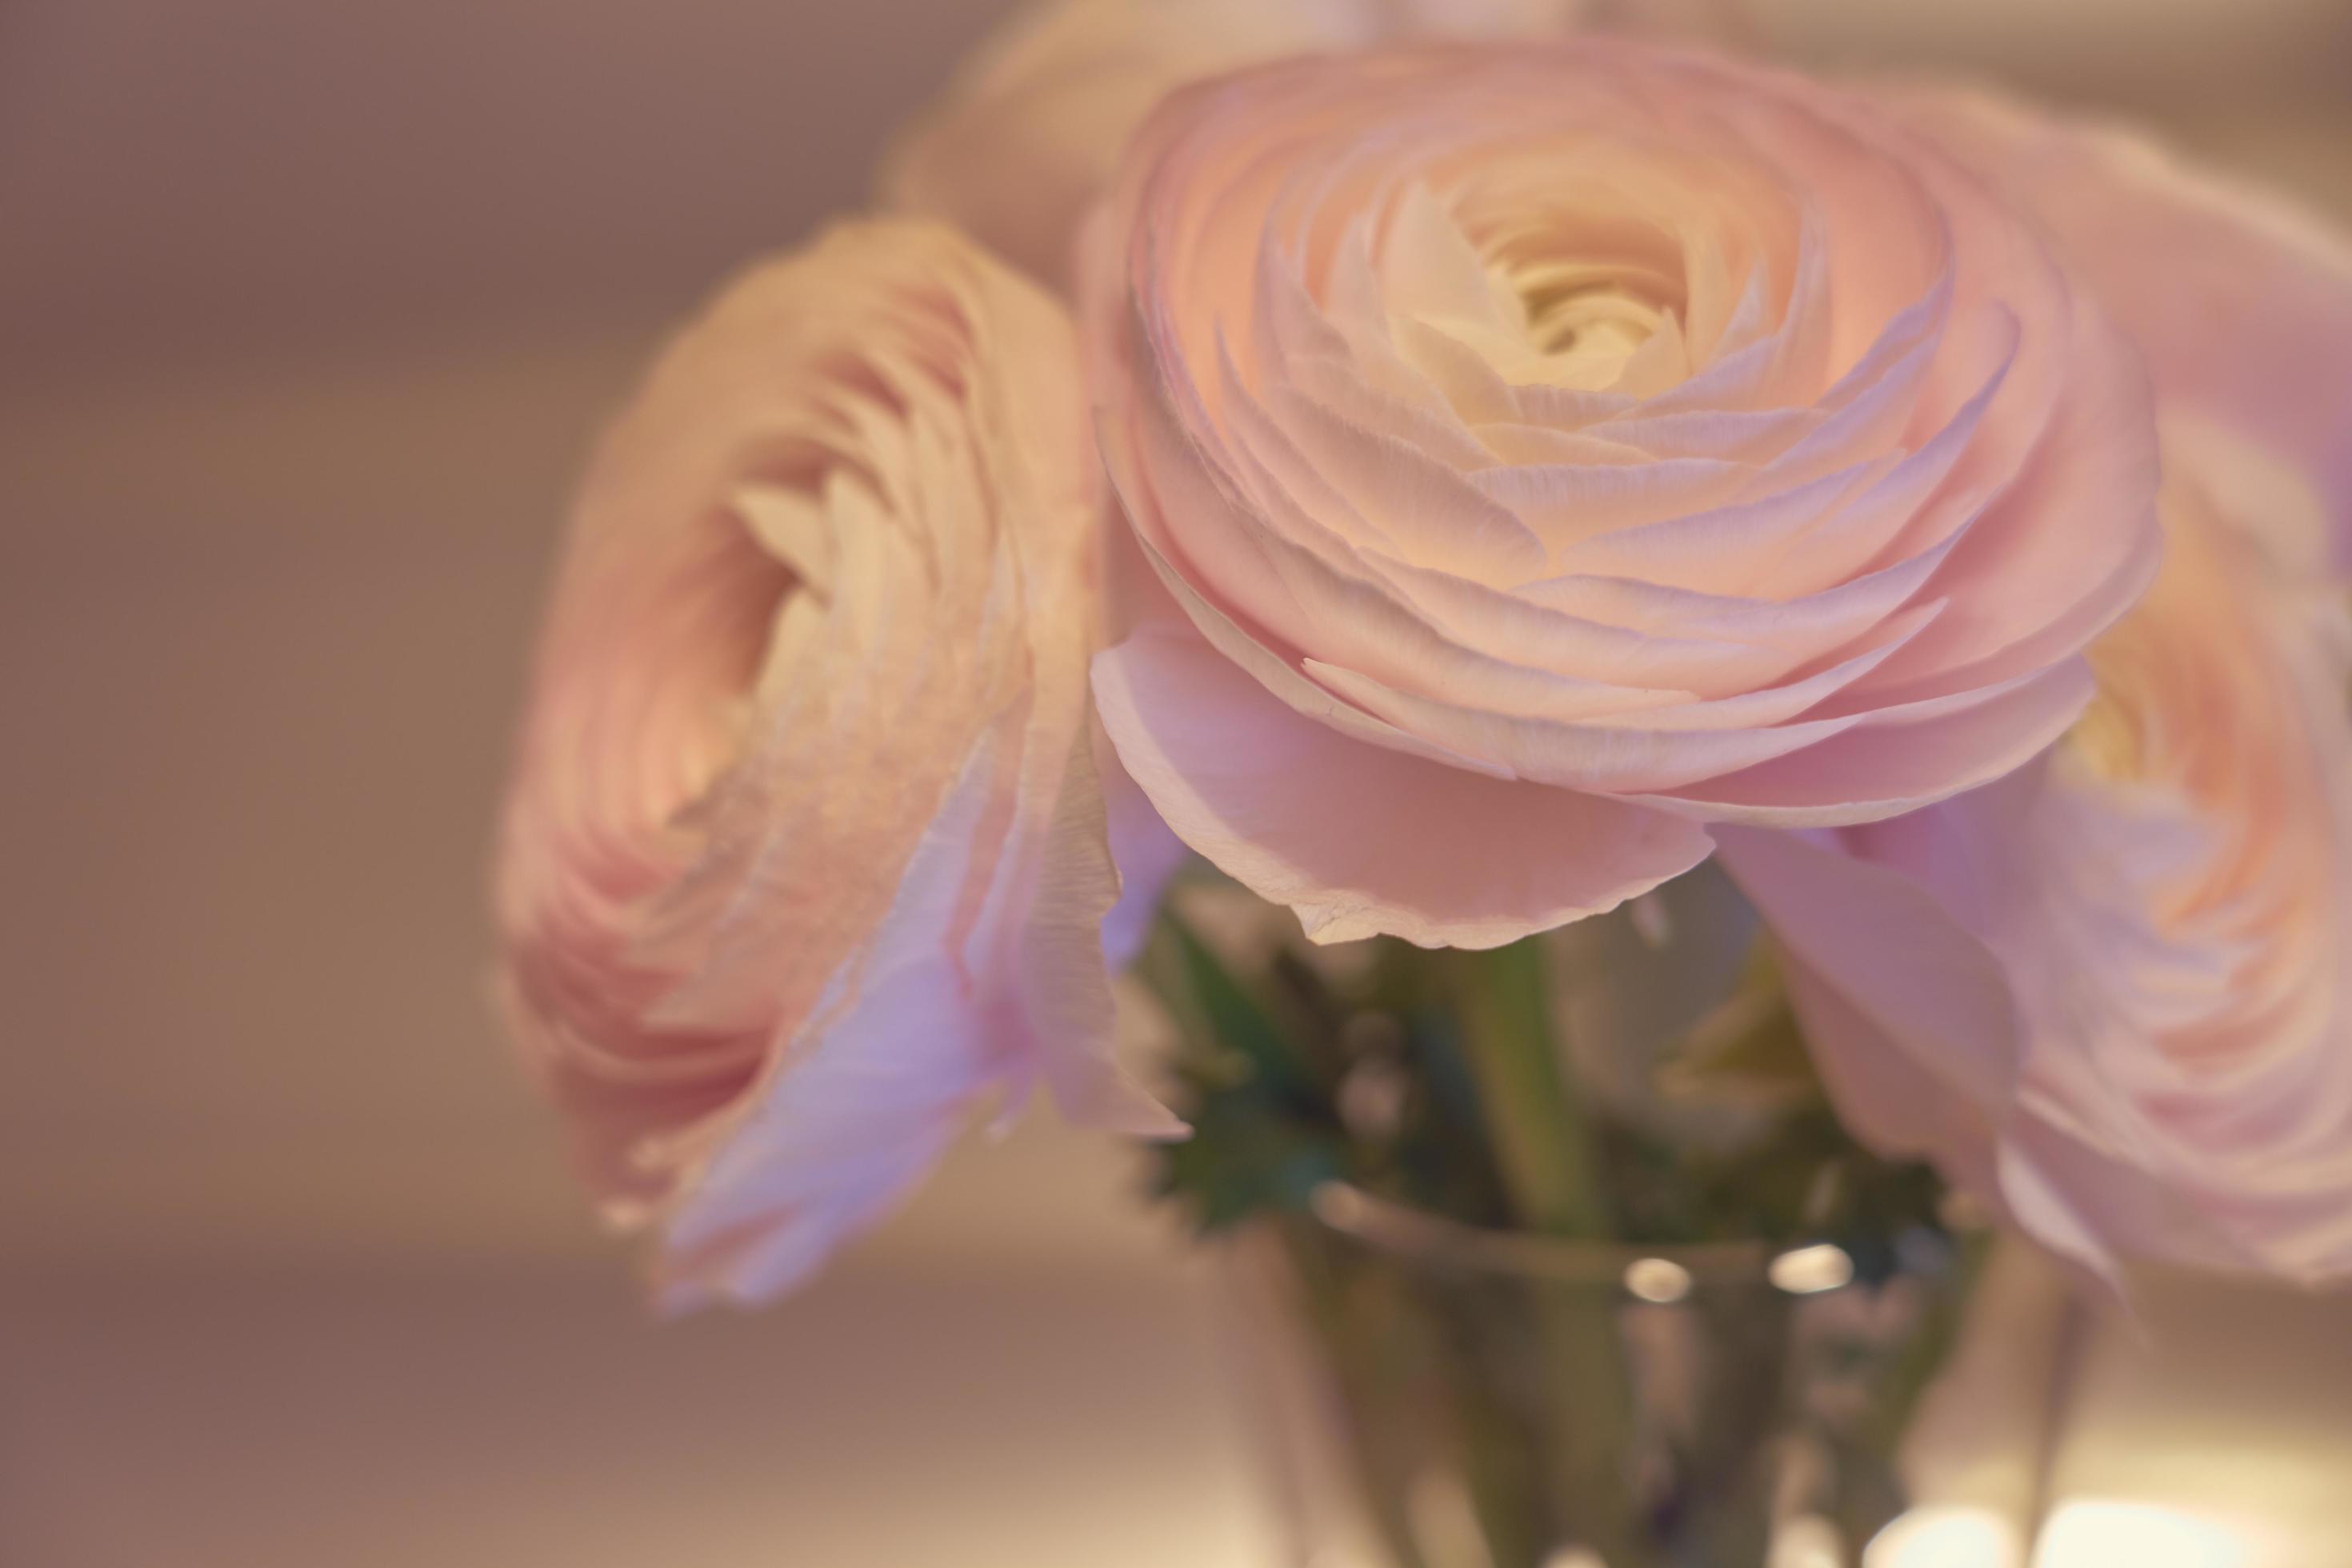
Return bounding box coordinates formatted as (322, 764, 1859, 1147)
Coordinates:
(494, 220, 1178, 1309)
(1084, 42, 2162, 950)
(1718, 92, 2352, 1283)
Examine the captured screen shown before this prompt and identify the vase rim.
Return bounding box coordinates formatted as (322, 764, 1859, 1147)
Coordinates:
(1306, 1180, 1901, 1294)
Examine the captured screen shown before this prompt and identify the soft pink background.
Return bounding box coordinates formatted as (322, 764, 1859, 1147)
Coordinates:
(3, 2, 2350, 1563)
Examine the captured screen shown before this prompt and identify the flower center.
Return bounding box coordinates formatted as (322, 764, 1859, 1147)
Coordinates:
(1514, 266, 1668, 358)
(1479, 233, 1689, 392)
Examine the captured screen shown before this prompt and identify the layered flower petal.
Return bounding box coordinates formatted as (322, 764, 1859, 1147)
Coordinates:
(1729, 418, 2352, 1282)
(1717, 90, 2352, 1283)
(1894, 87, 2352, 566)
(493, 219, 1176, 1309)
(1085, 42, 2161, 946)
(1095, 615, 1714, 950)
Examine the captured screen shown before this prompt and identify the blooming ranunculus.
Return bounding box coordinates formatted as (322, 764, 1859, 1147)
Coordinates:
(494, 219, 1177, 1310)
(880, 0, 1590, 290)
(1718, 96, 2352, 1282)
(1083, 43, 2162, 950)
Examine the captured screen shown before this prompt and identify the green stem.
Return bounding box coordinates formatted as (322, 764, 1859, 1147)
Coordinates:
(1450, 940, 1612, 1240)
(1450, 939, 1659, 1567)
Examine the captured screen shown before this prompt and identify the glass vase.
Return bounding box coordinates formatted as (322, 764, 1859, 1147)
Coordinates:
(1222, 1182, 1975, 1568)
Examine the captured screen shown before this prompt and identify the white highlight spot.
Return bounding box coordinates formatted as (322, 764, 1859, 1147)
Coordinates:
(1770, 1242, 1855, 1295)
(2034, 1501, 2251, 1567)
(1623, 1257, 1694, 1304)
(1866, 1506, 2023, 1568)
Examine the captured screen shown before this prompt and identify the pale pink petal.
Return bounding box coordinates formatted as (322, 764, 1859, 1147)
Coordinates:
(1093, 620, 1714, 948)
(1096, 717, 1190, 968)
(1018, 726, 1191, 1136)
(1896, 86, 2352, 557)
(649, 739, 1010, 1310)
(1714, 821, 2023, 1114)
(1639, 658, 2096, 826)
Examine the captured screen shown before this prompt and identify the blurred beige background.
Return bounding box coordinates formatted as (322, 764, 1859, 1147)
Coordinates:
(3, 2, 2350, 1565)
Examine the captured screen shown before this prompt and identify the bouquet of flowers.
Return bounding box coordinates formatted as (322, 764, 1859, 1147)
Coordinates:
(488, 2, 2352, 1562)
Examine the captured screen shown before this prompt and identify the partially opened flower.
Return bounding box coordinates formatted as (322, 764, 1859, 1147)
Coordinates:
(881, 0, 1591, 289)
(1719, 98, 2352, 1282)
(1084, 43, 2161, 950)
(494, 218, 1178, 1310)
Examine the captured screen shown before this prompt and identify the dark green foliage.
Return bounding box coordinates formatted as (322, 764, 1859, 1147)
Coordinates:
(1137, 875, 1950, 1254)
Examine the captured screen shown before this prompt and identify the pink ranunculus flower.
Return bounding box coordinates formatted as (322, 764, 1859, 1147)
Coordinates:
(494, 218, 1178, 1310)
(1083, 43, 2162, 950)
(1718, 95, 2352, 1282)
(879, 0, 1591, 290)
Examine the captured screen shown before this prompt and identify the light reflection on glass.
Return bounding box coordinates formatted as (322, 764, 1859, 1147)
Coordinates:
(1866, 1505, 2025, 1567)
(1768, 1242, 1855, 1295)
(2033, 1501, 2251, 1567)
(1623, 1256, 1694, 1303)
